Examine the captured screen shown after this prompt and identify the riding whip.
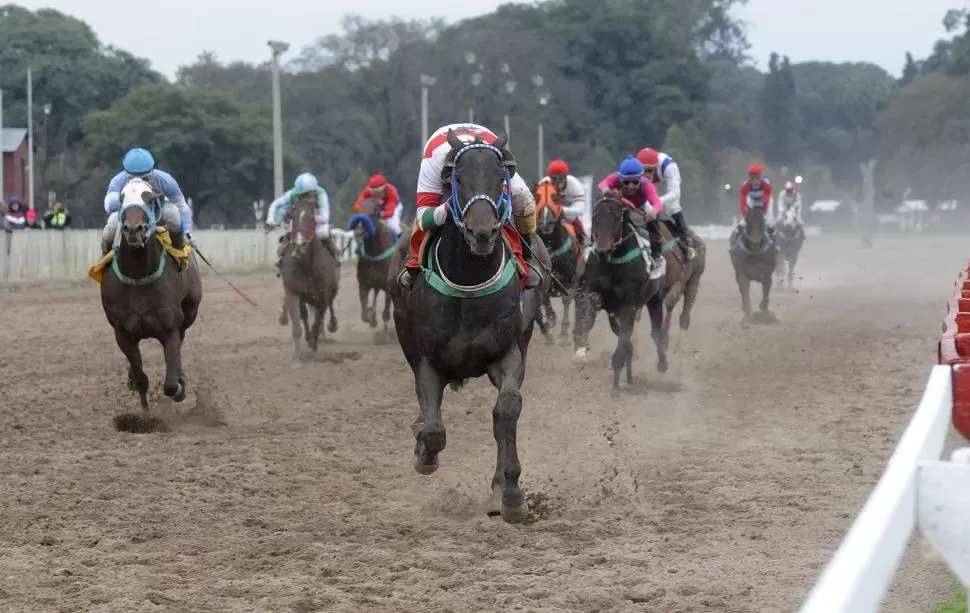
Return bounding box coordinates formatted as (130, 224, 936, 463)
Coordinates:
(192, 245, 259, 307)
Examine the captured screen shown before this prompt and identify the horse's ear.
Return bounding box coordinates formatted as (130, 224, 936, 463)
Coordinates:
(499, 141, 517, 177)
(446, 128, 463, 152)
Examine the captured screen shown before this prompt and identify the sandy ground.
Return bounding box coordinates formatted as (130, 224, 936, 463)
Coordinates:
(0, 234, 964, 613)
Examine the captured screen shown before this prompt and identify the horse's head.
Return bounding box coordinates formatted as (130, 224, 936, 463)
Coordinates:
(443, 129, 514, 257)
(119, 177, 157, 249)
(745, 204, 767, 247)
(290, 195, 318, 259)
(591, 194, 629, 252)
(780, 206, 797, 228)
(351, 198, 381, 243)
(534, 181, 562, 237)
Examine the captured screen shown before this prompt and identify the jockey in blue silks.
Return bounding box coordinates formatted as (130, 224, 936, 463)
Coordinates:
(101, 147, 193, 254)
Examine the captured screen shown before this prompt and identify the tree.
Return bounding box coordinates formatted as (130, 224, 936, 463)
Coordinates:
(83, 83, 277, 226)
(900, 52, 920, 86)
(759, 53, 799, 167)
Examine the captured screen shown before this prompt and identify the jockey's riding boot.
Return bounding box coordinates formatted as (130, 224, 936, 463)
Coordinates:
(672, 212, 696, 260)
(522, 233, 543, 290)
(169, 231, 188, 270)
(398, 267, 416, 289)
(321, 237, 342, 266)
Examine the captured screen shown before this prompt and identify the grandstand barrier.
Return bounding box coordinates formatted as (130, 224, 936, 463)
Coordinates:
(799, 264, 970, 612)
(0, 224, 823, 283)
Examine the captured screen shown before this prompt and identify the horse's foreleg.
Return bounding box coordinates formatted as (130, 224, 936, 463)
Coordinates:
(369, 288, 379, 327)
(680, 273, 702, 332)
(358, 282, 371, 324)
(285, 292, 302, 358)
(485, 345, 528, 523)
(382, 290, 392, 331)
(308, 306, 324, 352)
(572, 288, 598, 359)
(161, 331, 186, 402)
(115, 328, 149, 409)
(612, 307, 637, 390)
(560, 292, 572, 339)
(647, 295, 668, 374)
(412, 358, 447, 475)
(760, 273, 773, 314)
(737, 272, 752, 317)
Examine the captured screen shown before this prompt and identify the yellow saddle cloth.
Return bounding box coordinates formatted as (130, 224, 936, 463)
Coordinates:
(88, 227, 192, 286)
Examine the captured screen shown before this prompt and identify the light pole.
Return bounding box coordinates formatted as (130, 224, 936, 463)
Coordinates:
(533, 75, 550, 176)
(465, 52, 483, 123)
(268, 40, 289, 197)
(0, 88, 4, 205)
(500, 63, 516, 142)
(420, 73, 436, 149)
(26, 67, 33, 210)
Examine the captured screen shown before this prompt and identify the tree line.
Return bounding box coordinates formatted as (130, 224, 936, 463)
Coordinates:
(0, 1, 965, 228)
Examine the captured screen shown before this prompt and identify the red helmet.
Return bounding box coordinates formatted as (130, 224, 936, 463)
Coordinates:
(367, 174, 387, 189)
(547, 159, 569, 176)
(747, 163, 764, 176)
(637, 148, 659, 167)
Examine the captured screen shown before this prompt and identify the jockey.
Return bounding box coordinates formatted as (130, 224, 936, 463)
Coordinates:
(637, 147, 696, 260)
(397, 122, 543, 291)
(738, 163, 775, 237)
(352, 173, 404, 240)
(102, 148, 193, 254)
(777, 181, 804, 227)
(596, 155, 665, 271)
(537, 159, 587, 247)
(265, 172, 341, 272)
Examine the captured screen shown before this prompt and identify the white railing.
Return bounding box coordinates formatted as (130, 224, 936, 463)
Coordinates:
(799, 365, 963, 612)
(0, 228, 360, 282)
(801, 257, 970, 612)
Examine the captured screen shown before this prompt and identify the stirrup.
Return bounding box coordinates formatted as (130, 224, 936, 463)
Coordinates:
(398, 268, 414, 289)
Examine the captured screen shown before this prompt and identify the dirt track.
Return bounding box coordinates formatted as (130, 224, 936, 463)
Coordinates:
(0, 234, 963, 612)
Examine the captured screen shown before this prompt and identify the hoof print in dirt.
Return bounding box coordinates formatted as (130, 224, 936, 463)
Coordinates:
(113, 412, 169, 433)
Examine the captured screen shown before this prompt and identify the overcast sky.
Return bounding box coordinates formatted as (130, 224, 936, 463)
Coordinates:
(15, 0, 959, 78)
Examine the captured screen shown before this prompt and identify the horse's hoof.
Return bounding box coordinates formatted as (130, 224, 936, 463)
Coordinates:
(139, 394, 149, 410)
(610, 387, 622, 399)
(485, 488, 503, 517)
(163, 381, 181, 399)
(412, 454, 439, 475)
(172, 379, 187, 403)
(328, 321, 338, 333)
(278, 311, 288, 326)
(501, 500, 530, 524)
(573, 347, 588, 362)
(657, 359, 668, 373)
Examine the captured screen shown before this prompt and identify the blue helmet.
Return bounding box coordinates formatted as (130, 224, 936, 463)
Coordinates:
(122, 148, 155, 175)
(618, 155, 644, 181)
(293, 172, 319, 195)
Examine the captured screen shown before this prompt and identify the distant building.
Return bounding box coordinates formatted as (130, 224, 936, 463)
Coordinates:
(1, 128, 29, 204)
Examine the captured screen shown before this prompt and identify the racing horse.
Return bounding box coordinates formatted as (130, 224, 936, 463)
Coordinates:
(573, 194, 666, 390)
(389, 129, 551, 523)
(656, 218, 707, 333)
(97, 177, 203, 410)
(279, 194, 340, 357)
(533, 179, 583, 341)
(773, 206, 805, 290)
(729, 204, 778, 322)
(349, 198, 395, 333)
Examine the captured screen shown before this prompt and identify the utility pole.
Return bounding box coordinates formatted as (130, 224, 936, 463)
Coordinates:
(268, 40, 289, 197)
(26, 67, 34, 210)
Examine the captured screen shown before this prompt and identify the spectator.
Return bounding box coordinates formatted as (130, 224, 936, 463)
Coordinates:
(3, 197, 26, 231)
(25, 208, 40, 229)
(44, 202, 71, 230)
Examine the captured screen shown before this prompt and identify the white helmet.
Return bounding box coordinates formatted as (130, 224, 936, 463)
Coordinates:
(784, 181, 795, 191)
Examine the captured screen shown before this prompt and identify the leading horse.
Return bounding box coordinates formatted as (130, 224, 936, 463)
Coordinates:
(729, 204, 778, 322)
(573, 195, 666, 390)
(389, 129, 551, 523)
(773, 206, 805, 290)
(533, 180, 583, 341)
(97, 178, 203, 410)
(279, 195, 340, 356)
(349, 199, 395, 333)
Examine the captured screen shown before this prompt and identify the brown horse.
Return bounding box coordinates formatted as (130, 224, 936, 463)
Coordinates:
(729, 204, 778, 323)
(99, 178, 203, 410)
(656, 219, 707, 332)
(533, 180, 583, 341)
(349, 199, 395, 333)
(279, 195, 340, 357)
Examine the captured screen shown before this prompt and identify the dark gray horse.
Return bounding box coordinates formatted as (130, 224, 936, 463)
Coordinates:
(729, 205, 778, 323)
(389, 129, 551, 523)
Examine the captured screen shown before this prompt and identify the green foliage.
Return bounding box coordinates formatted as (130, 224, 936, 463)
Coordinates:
(929, 588, 967, 613)
(82, 82, 275, 225)
(330, 166, 369, 231)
